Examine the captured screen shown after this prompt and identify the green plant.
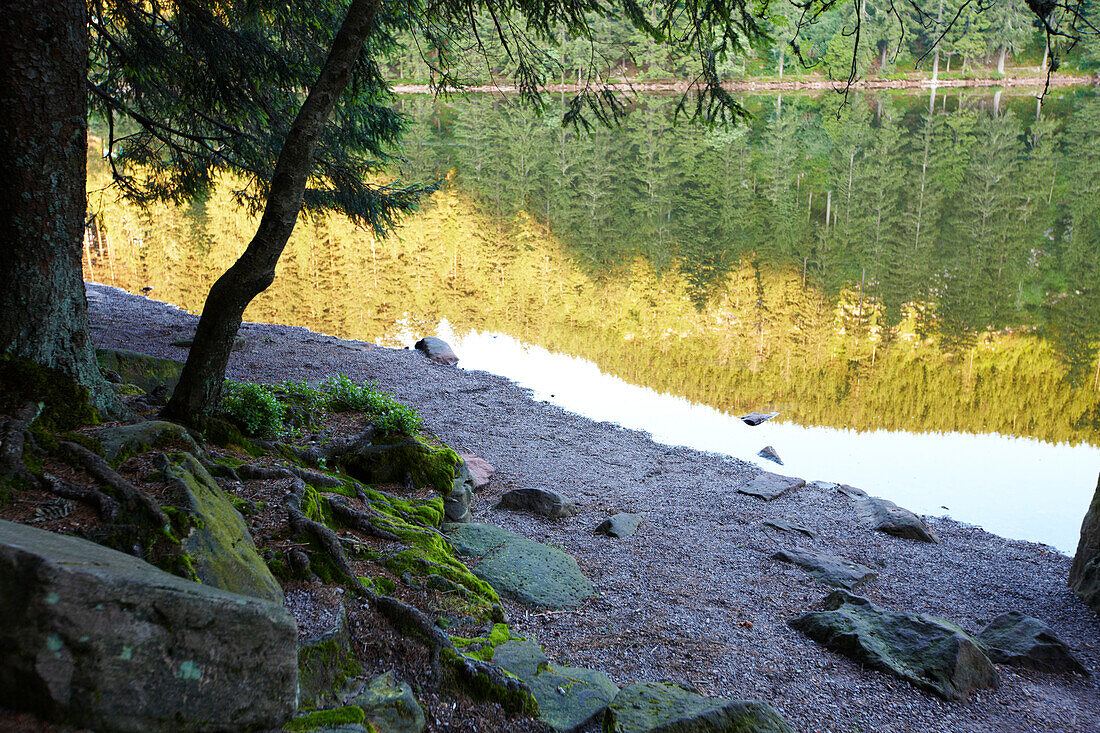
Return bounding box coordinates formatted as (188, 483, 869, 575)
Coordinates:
(276, 379, 327, 433)
(219, 380, 285, 437)
(320, 375, 422, 436)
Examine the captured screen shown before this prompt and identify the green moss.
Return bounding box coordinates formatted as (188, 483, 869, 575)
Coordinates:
(449, 623, 512, 661)
(342, 439, 460, 497)
(59, 431, 104, 456)
(440, 648, 539, 716)
(0, 355, 99, 431)
(360, 576, 397, 595)
(197, 417, 263, 456)
(298, 634, 362, 710)
(110, 383, 145, 396)
(265, 556, 290, 580)
(302, 485, 336, 527)
(284, 705, 365, 731)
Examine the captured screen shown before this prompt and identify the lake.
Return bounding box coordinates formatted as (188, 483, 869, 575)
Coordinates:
(84, 87, 1100, 553)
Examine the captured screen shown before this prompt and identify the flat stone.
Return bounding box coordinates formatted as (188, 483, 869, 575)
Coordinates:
(738, 473, 806, 501)
(459, 454, 494, 491)
(757, 446, 783, 464)
(1070, 472, 1100, 614)
(977, 611, 1089, 675)
(89, 421, 201, 465)
(414, 336, 458, 365)
(446, 523, 594, 609)
(605, 682, 793, 733)
(790, 590, 999, 701)
(771, 548, 877, 590)
(855, 497, 939, 543)
(0, 519, 297, 731)
(761, 518, 816, 539)
(497, 487, 578, 519)
(350, 670, 426, 733)
(740, 412, 779, 426)
(162, 452, 284, 603)
(595, 513, 643, 539)
(495, 640, 617, 732)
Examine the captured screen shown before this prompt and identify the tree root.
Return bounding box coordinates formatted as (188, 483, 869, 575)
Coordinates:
(328, 496, 404, 542)
(40, 472, 120, 521)
(0, 402, 43, 487)
(281, 426, 375, 468)
(57, 441, 169, 528)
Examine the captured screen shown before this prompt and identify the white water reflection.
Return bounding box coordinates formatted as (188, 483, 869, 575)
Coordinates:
(401, 323, 1098, 555)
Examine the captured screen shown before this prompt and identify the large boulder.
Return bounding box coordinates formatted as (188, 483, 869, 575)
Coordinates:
(604, 682, 793, 733)
(445, 523, 594, 609)
(855, 496, 939, 543)
(161, 452, 284, 603)
(977, 611, 1089, 675)
(89, 420, 201, 465)
(789, 591, 998, 701)
(0, 519, 298, 732)
(494, 639, 618, 732)
(738, 473, 805, 501)
(414, 336, 459, 365)
(95, 348, 184, 395)
(497, 487, 578, 519)
(1070, 472, 1100, 614)
(771, 548, 877, 590)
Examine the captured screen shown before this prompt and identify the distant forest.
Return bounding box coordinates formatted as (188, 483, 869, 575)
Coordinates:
(381, 0, 1099, 85)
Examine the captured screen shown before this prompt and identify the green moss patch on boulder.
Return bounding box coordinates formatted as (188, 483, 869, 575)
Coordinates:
(95, 348, 184, 396)
(298, 604, 363, 710)
(341, 439, 460, 496)
(89, 420, 201, 466)
(0, 355, 99, 431)
(605, 682, 793, 733)
(349, 670, 426, 733)
(285, 705, 366, 731)
(162, 452, 284, 603)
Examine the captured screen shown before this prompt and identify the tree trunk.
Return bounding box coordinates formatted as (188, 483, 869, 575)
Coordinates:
(0, 0, 119, 416)
(163, 0, 381, 423)
(997, 47, 1007, 75)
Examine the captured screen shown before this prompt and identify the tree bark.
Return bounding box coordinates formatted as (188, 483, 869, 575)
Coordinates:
(0, 0, 118, 416)
(163, 0, 381, 423)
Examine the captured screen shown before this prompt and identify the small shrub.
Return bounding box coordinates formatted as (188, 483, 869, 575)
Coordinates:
(275, 379, 326, 434)
(320, 375, 422, 436)
(219, 380, 285, 437)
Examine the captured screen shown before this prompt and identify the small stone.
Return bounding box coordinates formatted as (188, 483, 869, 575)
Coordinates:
(459, 454, 494, 491)
(414, 336, 458, 365)
(594, 513, 643, 539)
(761, 518, 816, 540)
(498, 487, 578, 519)
(855, 496, 938, 543)
(757, 446, 783, 464)
(771, 548, 877, 590)
(738, 472, 806, 501)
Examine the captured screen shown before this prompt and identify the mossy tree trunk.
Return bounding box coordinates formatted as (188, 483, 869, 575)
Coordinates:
(0, 0, 119, 416)
(162, 0, 381, 426)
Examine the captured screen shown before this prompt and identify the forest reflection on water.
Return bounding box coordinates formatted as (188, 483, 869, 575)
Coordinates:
(84, 87, 1100, 551)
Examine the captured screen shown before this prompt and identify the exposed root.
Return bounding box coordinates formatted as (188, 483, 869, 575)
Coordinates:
(284, 477, 366, 589)
(57, 441, 169, 528)
(282, 426, 375, 468)
(328, 496, 404, 542)
(0, 402, 43, 487)
(40, 472, 120, 521)
(290, 466, 344, 487)
(238, 464, 296, 481)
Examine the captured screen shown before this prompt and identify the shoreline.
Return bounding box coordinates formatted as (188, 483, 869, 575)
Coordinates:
(86, 282, 1099, 732)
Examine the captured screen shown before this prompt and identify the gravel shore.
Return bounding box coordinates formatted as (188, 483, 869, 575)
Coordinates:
(87, 282, 1100, 732)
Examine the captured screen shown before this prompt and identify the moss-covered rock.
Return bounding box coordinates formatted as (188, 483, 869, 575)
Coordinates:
(604, 683, 793, 733)
(95, 348, 184, 396)
(349, 670, 426, 733)
(341, 438, 460, 496)
(0, 354, 99, 431)
(285, 705, 366, 732)
(89, 420, 201, 466)
(162, 452, 284, 603)
(299, 604, 362, 710)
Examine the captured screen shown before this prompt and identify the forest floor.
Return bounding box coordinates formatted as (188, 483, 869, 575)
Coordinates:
(6, 281, 1100, 732)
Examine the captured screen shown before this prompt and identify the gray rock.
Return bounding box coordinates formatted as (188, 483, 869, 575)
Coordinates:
(497, 487, 578, 519)
(446, 523, 594, 609)
(414, 336, 459, 365)
(1070, 472, 1100, 615)
(977, 611, 1089, 675)
(445, 460, 477, 523)
(494, 640, 617, 732)
(89, 420, 201, 465)
(161, 452, 284, 602)
(459, 454, 494, 491)
(298, 602, 360, 709)
(836, 484, 869, 500)
(761, 518, 816, 539)
(789, 590, 999, 700)
(757, 446, 783, 465)
(855, 496, 939, 543)
(605, 682, 793, 733)
(95, 348, 184, 396)
(771, 548, 877, 590)
(738, 472, 806, 501)
(740, 412, 779, 426)
(595, 513, 643, 539)
(0, 519, 297, 732)
(350, 670, 426, 733)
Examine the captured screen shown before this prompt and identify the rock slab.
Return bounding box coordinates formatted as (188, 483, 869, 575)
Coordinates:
(414, 336, 459, 365)
(497, 487, 578, 519)
(771, 548, 877, 590)
(738, 473, 806, 501)
(494, 640, 618, 732)
(95, 348, 184, 395)
(163, 452, 284, 603)
(789, 590, 999, 701)
(1070, 472, 1100, 615)
(855, 496, 939, 543)
(595, 513, 643, 539)
(0, 519, 298, 732)
(761, 518, 816, 539)
(605, 682, 793, 733)
(977, 611, 1089, 675)
(445, 523, 594, 609)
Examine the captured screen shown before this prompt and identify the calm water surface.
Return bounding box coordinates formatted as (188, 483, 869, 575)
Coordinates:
(85, 87, 1100, 553)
